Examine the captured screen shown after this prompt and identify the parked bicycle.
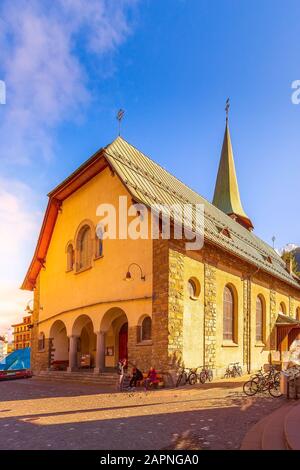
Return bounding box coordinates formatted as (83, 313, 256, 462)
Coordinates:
(243, 365, 281, 398)
(224, 362, 243, 378)
(176, 367, 198, 387)
(189, 365, 213, 385)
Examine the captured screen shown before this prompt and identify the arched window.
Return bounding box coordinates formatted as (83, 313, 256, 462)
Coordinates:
(66, 243, 74, 271)
(223, 285, 236, 342)
(141, 316, 152, 341)
(38, 332, 45, 351)
(187, 277, 200, 299)
(77, 225, 92, 270)
(279, 302, 287, 315)
(256, 296, 264, 342)
(95, 225, 104, 258)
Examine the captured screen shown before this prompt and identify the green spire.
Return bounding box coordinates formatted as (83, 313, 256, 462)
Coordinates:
(213, 118, 253, 231)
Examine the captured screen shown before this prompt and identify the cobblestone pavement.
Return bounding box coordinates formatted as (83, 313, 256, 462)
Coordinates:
(0, 376, 284, 450)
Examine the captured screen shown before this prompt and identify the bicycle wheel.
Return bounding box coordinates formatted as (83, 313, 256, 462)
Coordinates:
(188, 373, 197, 385)
(207, 370, 213, 382)
(243, 379, 259, 396)
(268, 378, 282, 398)
(199, 371, 207, 384)
(261, 375, 270, 392)
(176, 372, 187, 387)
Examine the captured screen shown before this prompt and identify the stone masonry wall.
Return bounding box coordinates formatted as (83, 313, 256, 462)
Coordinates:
(243, 278, 251, 373)
(152, 238, 169, 371)
(204, 262, 217, 369)
(168, 249, 185, 369)
(31, 276, 51, 373)
(128, 325, 152, 371)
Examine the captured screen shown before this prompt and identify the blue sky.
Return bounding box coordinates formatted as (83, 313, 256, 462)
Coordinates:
(1, 0, 300, 329)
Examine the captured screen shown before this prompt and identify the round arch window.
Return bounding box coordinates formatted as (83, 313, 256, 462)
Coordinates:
(141, 316, 152, 341)
(279, 302, 287, 315)
(187, 277, 200, 299)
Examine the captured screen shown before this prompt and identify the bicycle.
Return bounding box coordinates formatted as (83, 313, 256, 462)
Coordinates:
(243, 365, 281, 398)
(189, 365, 213, 384)
(176, 367, 197, 387)
(224, 362, 243, 378)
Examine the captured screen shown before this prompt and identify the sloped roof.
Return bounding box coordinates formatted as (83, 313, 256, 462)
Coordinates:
(22, 136, 300, 290)
(276, 313, 300, 326)
(104, 137, 300, 288)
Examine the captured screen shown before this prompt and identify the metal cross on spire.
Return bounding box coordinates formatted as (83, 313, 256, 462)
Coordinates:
(225, 98, 230, 122)
(116, 109, 125, 136)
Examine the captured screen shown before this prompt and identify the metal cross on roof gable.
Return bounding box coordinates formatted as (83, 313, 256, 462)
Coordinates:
(225, 98, 230, 122)
(116, 109, 125, 136)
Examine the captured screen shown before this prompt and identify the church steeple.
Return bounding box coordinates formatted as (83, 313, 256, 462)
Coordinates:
(213, 100, 254, 231)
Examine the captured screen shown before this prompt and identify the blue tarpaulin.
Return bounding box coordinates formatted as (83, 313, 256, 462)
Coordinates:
(0, 347, 31, 370)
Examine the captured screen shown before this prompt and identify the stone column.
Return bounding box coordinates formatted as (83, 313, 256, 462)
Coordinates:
(67, 335, 78, 372)
(94, 331, 105, 374)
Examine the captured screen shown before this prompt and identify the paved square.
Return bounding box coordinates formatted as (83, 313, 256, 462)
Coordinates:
(0, 377, 284, 450)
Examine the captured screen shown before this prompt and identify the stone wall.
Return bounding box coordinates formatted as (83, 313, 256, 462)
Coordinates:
(204, 262, 217, 369)
(30, 277, 39, 373)
(30, 276, 51, 373)
(243, 278, 250, 372)
(168, 249, 185, 369)
(128, 325, 152, 371)
(152, 238, 170, 371)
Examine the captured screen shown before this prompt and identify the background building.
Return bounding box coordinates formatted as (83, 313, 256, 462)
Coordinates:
(12, 315, 33, 350)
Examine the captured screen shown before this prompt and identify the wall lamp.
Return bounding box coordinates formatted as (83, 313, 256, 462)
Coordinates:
(125, 263, 146, 281)
(25, 299, 34, 314)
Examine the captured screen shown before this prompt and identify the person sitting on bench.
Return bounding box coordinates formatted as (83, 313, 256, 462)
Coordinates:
(144, 367, 158, 390)
(129, 366, 143, 389)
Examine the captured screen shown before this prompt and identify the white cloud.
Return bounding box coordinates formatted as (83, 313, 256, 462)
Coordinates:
(0, 1, 137, 333)
(0, 179, 41, 331)
(0, 0, 137, 163)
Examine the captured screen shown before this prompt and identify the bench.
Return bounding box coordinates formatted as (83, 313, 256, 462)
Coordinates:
(51, 360, 69, 371)
(136, 373, 165, 389)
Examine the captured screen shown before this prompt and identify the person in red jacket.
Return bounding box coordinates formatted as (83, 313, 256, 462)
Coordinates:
(144, 367, 158, 390)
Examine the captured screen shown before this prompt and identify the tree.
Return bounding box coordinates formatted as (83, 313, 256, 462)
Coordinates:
(281, 251, 300, 277)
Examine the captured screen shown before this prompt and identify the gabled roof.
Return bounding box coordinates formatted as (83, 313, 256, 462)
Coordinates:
(276, 313, 300, 326)
(21, 136, 300, 291)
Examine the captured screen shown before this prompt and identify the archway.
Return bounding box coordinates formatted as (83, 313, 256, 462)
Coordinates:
(49, 320, 68, 367)
(72, 314, 96, 368)
(100, 308, 128, 368)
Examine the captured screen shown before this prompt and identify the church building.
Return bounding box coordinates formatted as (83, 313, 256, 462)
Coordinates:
(22, 116, 300, 383)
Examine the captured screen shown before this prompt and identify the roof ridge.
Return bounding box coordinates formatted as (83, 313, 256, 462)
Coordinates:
(106, 139, 285, 266)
